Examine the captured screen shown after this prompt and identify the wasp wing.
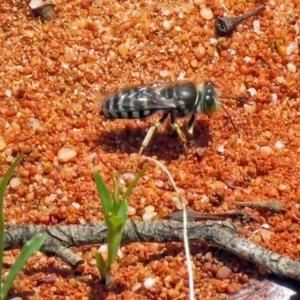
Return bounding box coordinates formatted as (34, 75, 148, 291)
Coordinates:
(115, 82, 178, 113)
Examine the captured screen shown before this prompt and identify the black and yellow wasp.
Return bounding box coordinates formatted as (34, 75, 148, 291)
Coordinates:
(100, 81, 247, 155)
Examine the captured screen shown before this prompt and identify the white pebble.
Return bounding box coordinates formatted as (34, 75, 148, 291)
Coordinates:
(128, 205, 136, 216)
(48, 194, 57, 201)
(201, 195, 209, 203)
(162, 9, 170, 16)
(155, 179, 164, 187)
(177, 70, 186, 80)
(262, 223, 270, 229)
(122, 172, 134, 180)
(247, 88, 257, 97)
(0, 136, 6, 150)
(162, 20, 172, 30)
(244, 102, 257, 114)
(276, 76, 286, 84)
(57, 147, 77, 162)
(271, 93, 278, 104)
(295, 23, 300, 34)
(30, 118, 41, 130)
(200, 7, 213, 20)
(5, 89, 12, 98)
(72, 202, 80, 209)
(10, 177, 21, 189)
(275, 141, 284, 149)
(209, 38, 218, 45)
(217, 144, 224, 153)
(259, 146, 272, 156)
(249, 43, 257, 52)
(244, 56, 251, 63)
(143, 277, 156, 289)
(29, 0, 43, 9)
(286, 41, 297, 55)
(287, 62, 296, 73)
(98, 244, 108, 253)
(132, 282, 142, 292)
(173, 196, 187, 209)
(159, 70, 169, 77)
(142, 205, 156, 221)
(117, 248, 123, 259)
(253, 19, 260, 32)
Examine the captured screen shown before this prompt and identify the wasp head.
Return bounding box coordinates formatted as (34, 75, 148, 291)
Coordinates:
(195, 81, 221, 116)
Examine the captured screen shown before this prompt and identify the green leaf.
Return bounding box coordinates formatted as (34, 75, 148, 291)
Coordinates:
(121, 165, 148, 202)
(93, 172, 113, 223)
(0, 152, 24, 294)
(0, 153, 24, 205)
(115, 198, 128, 221)
(95, 252, 107, 281)
(107, 216, 125, 268)
(0, 233, 45, 299)
(108, 216, 124, 234)
(111, 174, 120, 207)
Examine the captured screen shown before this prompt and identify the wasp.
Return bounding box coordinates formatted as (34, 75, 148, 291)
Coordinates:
(100, 81, 248, 155)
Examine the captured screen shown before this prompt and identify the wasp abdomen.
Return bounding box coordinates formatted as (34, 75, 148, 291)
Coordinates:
(101, 87, 158, 119)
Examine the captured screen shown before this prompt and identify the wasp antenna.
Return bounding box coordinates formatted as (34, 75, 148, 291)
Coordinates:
(220, 104, 240, 138)
(221, 95, 253, 106)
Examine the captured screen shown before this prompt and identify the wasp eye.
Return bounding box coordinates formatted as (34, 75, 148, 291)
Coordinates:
(196, 81, 220, 115)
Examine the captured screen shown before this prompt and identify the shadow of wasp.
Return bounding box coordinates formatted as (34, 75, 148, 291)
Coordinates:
(100, 81, 250, 156)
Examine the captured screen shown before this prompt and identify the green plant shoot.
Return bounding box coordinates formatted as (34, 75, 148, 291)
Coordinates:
(94, 166, 147, 281)
(0, 153, 46, 300)
(0, 233, 46, 299)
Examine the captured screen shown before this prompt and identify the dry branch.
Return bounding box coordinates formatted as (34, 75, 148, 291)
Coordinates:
(4, 220, 300, 282)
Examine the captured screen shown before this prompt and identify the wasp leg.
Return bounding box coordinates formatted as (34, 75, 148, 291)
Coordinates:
(187, 113, 195, 135)
(139, 112, 169, 155)
(170, 113, 188, 153)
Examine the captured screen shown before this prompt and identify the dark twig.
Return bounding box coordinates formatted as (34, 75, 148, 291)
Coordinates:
(168, 209, 258, 223)
(215, 5, 266, 36)
(235, 200, 284, 213)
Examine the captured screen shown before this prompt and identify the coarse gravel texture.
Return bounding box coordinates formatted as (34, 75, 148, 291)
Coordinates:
(1, 0, 300, 299)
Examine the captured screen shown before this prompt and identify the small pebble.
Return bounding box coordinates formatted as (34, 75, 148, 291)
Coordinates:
(244, 102, 257, 114)
(128, 205, 136, 216)
(215, 266, 232, 280)
(143, 277, 156, 289)
(200, 7, 213, 20)
(57, 147, 77, 162)
(98, 245, 108, 253)
(287, 62, 296, 73)
(0, 136, 6, 150)
(142, 205, 156, 221)
(69, 278, 79, 288)
(72, 202, 80, 209)
(30, 118, 41, 130)
(155, 179, 164, 187)
(194, 44, 206, 60)
(259, 146, 272, 156)
(162, 20, 172, 30)
(275, 141, 284, 149)
(132, 282, 142, 291)
(10, 177, 21, 189)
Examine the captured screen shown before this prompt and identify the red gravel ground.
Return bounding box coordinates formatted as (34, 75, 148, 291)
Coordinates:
(1, 0, 300, 299)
